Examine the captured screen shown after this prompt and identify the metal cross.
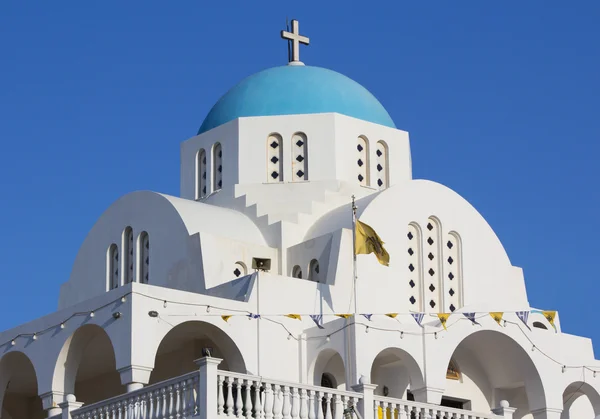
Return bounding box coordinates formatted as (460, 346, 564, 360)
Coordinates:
(281, 19, 310, 64)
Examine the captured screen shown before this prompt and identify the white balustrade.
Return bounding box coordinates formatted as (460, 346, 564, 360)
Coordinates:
(373, 396, 503, 419)
(217, 371, 361, 419)
(71, 371, 199, 419)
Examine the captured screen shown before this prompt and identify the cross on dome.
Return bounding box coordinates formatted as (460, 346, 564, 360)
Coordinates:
(281, 19, 310, 65)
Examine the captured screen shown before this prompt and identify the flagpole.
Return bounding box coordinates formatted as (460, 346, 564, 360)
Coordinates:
(351, 195, 358, 315)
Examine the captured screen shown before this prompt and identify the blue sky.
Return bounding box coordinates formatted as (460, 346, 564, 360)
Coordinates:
(0, 2, 599, 355)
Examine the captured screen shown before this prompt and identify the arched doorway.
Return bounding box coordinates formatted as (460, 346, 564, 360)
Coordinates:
(311, 349, 346, 390)
(150, 321, 246, 384)
(0, 351, 44, 419)
(561, 381, 600, 418)
(442, 330, 545, 415)
(53, 324, 122, 405)
(370, 347, 424, 399)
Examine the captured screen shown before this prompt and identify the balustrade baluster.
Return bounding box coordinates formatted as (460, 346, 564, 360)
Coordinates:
(243, 379, 253, 419)
(323, 393, 332, 419)
(282, 386, 292, 419)
(181, 379, 189, 417)
(334, 394, 343, 419)
(224, 377, 234, 417)
(217, 375, 225, 416)
(396, 403, 407, 419)
(316, 391, 324, 419)
(175, 383, 182, 419)
(273, 385, 283, 419)
(264, 383, 274, 419)
(232, 378, 242, 418)
(307, 390, 316, 419)
(254, 380, 264, 419)
(373, 401, 379, 419)
(299, 389, 308, 419)
(291, 387, 300, 419)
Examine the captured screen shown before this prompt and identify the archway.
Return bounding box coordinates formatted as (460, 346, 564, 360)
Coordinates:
(561, 381, 600, 419)
(370, 347, 424, 399)
(0, 351, 44, 419)
(442, 330, 545, 415)
(311, 349, 346, 390)
(53, 324, 122, 405)
(150, 321, 246, 384)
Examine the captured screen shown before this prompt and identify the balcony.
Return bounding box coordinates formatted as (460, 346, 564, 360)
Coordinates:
(53, 358, 510, 419)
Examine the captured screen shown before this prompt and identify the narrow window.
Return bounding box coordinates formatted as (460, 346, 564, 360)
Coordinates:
(291, 132, 308, 181)
(213, 143, 223, 191)
(425, 217, 442, 313)
(444, 231, 463, 313)
(375, 141, 389, 189)
(233, 261, 247, 278)
(407, 223, 423, 311)
(123, 227, 134, 284)
(308, 259, 320, 282)
(139, 232, 149, 284)
(107, 244, 119, 290)
(357, 136, 369, 186)
(196, 148, 207, 198)
(267, 134, 283, 183)
(292, 265, 303, 279)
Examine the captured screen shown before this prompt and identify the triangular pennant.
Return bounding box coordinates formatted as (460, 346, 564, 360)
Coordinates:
(516, 311, 531, 331)
(385, 313, 399, 319)
(310, 315, 325, 329)
(463, 312, 480, 326)
(490, 312, 504, 326)
(336, 314, 352, 319)
(221, 315, 232, 323)
(247, 313, 261, 320)
(437, 313, 450, 331)
(285, 314, 302, 320)
(362, 314, 373, 321)
(542, 311, 557, 332)
(411, 313, 425, 327)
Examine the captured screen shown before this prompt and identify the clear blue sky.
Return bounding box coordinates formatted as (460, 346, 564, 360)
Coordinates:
(1, 2, 599, 354)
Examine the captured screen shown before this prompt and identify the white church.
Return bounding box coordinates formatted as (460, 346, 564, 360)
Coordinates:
(1, 20, 599, 419)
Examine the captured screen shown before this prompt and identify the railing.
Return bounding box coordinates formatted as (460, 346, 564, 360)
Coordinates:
(71, 371, 199, 419)
(217, 371, 362, 419)
(373, 396, 501, 419)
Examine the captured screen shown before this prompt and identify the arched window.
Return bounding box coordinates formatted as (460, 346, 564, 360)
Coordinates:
(138, 232, 149, 284)
(123, 227, 134, 284)
(292, 265, 303, 279)
(308, 259, 320, 282)
(196, 148, 207, 198)
(267, 134, 283, 183)
(291, 132, 308, 181)
(533, 321, 548, 330)
(357, 136, 369, 186)
(321, 373, 336, 389)
(444, 231, 463, 312)
(233, 261, 247, 278)
(446, 360, 461, 380)
(375, 141, 389, 189)
(107, 244, 119, 290)
(425, 217, 442, 312)
(407, 223, 423, 311)
(213, 143, 223, 191)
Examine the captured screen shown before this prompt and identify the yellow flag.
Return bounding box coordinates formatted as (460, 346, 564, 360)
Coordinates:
(438, 313, 450, 330)
(490, 312, 504, 326)
(385, 313, 398, 319)
(543, 311, 557, 332)
(355, 220, 390, 266)
(285, 314, 302, 320)
(336, 314, 352, 319)
(221, 315, 232, 322)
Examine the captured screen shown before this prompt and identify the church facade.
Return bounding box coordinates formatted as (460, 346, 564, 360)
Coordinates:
(1, 21, 598, 419)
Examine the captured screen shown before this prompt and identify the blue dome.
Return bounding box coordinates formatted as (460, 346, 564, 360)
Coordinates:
(198, 65, 395, 134)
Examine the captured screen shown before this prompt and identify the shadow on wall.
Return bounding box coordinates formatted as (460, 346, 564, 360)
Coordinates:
(0, 351, 44, 419)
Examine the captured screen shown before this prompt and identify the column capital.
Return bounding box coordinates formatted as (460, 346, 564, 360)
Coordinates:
(351, 383, 378, 393)
(491, 400, 517, 419)
(194, 357, 223, 368)
(410, 386, 445, 405)
(118, 364, 153, 387)
(40, 391, 65, 411)
(530, 407, 563, 419)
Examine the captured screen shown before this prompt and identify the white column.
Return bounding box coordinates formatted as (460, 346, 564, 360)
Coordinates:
(351, 381, 377, 419)
(59, 394, 83, 419)
(491, 400, 517, 419)
(195, 356, 223, 419)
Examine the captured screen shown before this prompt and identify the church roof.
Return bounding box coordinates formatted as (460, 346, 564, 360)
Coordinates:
(198, 65, 396, 134)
